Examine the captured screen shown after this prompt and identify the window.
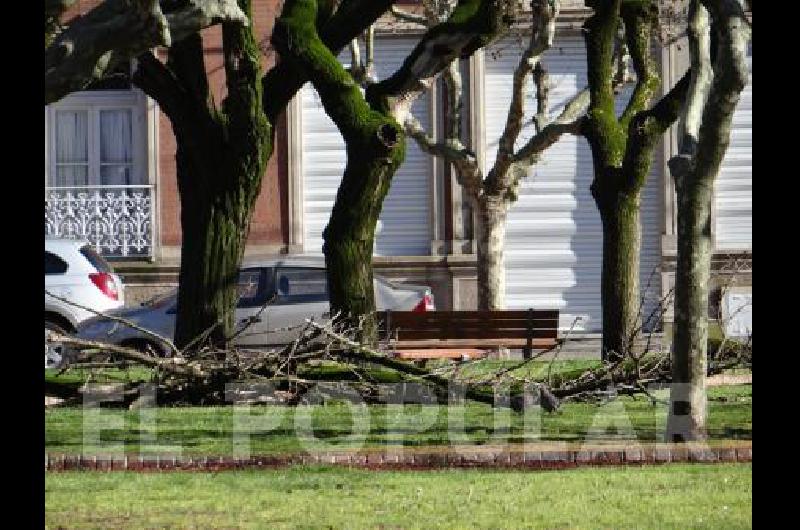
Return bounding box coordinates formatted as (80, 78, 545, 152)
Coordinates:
(275, 268, 329, 304)
(237, 268, 269, 308)
(46, 91, 146, 188)
(45, 251, 68, 275)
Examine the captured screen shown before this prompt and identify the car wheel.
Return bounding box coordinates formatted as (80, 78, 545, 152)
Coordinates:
(45, 321, 70, 370)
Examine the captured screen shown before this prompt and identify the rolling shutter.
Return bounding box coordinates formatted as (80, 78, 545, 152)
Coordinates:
(483, 35, 662, 332)
(714, 43, 752, 251)
(300, 37, 432, 256)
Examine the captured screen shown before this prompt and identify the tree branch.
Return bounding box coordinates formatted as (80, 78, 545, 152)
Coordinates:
(273, 0, 385, 138)
(390, 5, 429, 26)
(404, 112, 484, 198)
(677, 0, 712, 159)
(512, 88, 589, 162)
(132, 51, 190, 125)
(688, 0, 750, 183)
(45, 0, 248, 105)
(166, 34, 211, 110)
(261, 0, 395, 122)
(366, 0, 518, 121)
(618, 0, 660, 127)
(490, 0, 559, 189)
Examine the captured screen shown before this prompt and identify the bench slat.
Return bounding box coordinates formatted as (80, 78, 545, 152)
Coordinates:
(378, 309, 559, 320)
(393, 349, 489, 360)
(391, 328, 558, 340)
(379, 313, 558, 326)
(377, 309, 560, 359)
(380, 319, 559, 329)
(390, 338, 558, 349)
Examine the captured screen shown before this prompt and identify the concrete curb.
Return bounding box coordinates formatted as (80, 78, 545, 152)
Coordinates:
(46, 442, 751, 472)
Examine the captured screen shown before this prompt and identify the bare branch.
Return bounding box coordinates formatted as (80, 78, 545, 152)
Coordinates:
(390, 6, 430, 27)
(619, 1, 661, 126)
(48, 333, 205, 378)
(512, 89, 589, 165)
(367, 0, 519, 123)
(532, 61, 549, 133)
(404, 112, 484, 199)
(491, 0, 560, 184)
(45, 289, 181, 357)
(442, 58, 464, 142)
(45, 0, 248, 105)
(677, 0, 712, 157)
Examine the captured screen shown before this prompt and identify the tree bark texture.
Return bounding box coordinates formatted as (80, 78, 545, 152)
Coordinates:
(583, 0, 688, 359)
(597, 189, 641, 359)
(273, 0, 407, 343)
(667, 0, 750, 441)
(134, 3, 271, 354)
(475, 196, 509, 310)
(45, 0, 248, 104)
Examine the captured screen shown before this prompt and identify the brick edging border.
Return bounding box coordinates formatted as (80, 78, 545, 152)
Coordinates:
(45, 443, 751, 472)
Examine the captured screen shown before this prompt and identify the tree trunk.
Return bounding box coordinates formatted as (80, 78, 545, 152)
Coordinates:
(273, 0, 409, 346)
(323, 129, 405, 344)
(168, 2, 272, 354)
(664, 0, 750, 442)
(666, 177, 712, 441)
(475, 195, 508, 310)
(173, 156, 246, 351)
(597, 189, 641, 361)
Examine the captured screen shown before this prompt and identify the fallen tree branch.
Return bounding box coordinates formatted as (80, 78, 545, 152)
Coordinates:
(47, 333, 206, 378)
(45, 289, 181, 357)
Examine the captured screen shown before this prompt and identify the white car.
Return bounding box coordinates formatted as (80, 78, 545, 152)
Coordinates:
(77, 256, 434, 355)
(45, 238, 125, 368)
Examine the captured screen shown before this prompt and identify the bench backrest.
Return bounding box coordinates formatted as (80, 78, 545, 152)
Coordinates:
(376, 309, 559, 343)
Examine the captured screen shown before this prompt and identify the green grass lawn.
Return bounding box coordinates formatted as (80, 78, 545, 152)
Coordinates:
(45, 384, 751, 455)
(45, 464, 751, 529)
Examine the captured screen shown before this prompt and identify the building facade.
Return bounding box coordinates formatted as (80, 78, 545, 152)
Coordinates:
(44, 1, 752, 336)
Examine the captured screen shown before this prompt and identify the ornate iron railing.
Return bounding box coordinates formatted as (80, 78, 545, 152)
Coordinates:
(45, 185, 155, 258)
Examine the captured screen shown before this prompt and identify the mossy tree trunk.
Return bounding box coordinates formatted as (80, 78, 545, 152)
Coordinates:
(273, 0, 406, 343)
(667, 0, 749, 441)
(583, 0, 689, 360)
(275, 0, 517, 343)
(136, 0, 391, 352)
(594, 184, 641, 358)
(134, 2, 271, 354)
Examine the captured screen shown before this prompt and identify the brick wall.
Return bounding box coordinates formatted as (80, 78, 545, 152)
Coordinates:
(160, 0, 288, 252)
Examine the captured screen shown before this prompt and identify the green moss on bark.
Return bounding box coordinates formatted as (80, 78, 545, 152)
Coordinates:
(582, 1, 688, 357)
(275, 0, 407, 343)
(171, 0, 273, 353)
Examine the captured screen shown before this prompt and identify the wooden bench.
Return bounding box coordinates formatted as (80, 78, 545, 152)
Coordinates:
(376, 309, 560, 361)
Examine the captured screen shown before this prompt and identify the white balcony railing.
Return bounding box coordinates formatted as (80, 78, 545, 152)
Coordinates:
(45, 185, 155, 258)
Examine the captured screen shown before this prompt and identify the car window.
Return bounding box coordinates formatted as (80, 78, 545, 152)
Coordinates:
(161, 269, 269, 314)
(275, 267, 328, 304)
(237, 268, 268, 308)
(45, 251, 68, 275)
(79, 244, 112, 273)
